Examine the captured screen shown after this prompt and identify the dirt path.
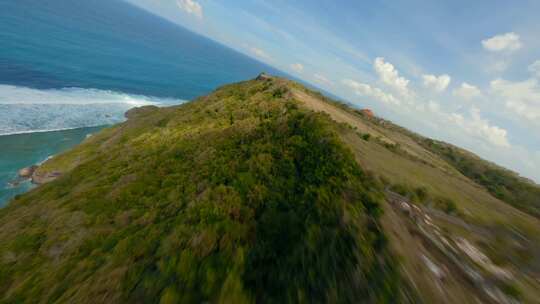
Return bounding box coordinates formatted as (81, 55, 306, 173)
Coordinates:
(291, 89, 391, 141)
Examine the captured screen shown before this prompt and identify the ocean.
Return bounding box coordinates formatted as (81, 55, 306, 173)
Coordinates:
(0, 0, 283, 206)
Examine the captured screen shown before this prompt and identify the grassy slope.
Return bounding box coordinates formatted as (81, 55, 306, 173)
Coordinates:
(290, 83, 540, 302)
(0, 78, 403, 303)
(346, 106, 540, 220)
(419, 139, 540, 218)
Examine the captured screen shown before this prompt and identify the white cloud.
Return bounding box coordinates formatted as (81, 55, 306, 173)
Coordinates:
(427, 100, 440, 112)
(343, 79, 400, 105)
(490, 61, 509, 73)
(491, 78, 540, 122)
(481, 32, 522, 52)
(461, 107, 510, 147)
(422, 74, 451, 92)
(425, 103, 510, 148)
(453, 82, 481, 100)
(373, 57, 410, 96)
(176, 0, 203, 19)
(249, 47, 271, 60)
(343, 73, 509, 148)
(290, 63, 304, 73)
(313, 73, 333, 86)
(529, 60, 540, 78)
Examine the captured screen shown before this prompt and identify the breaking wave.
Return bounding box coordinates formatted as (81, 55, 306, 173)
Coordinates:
(0, 85, 186, 135)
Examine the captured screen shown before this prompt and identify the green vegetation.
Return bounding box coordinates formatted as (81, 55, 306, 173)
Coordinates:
(315, 94, 540, 222)
(0, 78, 402, 303)
(421, 139, 540, 218)
(285, 78, 540, 302)
(389, 183, 459, 215)
(499, 281, 522, 300)
(3, 75, 540, 303)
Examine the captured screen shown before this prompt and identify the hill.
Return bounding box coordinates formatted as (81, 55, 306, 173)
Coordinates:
(0, 77, 403, 303)
(1, 75, 540, 303)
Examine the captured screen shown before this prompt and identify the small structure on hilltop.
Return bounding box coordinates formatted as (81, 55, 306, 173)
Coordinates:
(360, 109, 374, 118)
(256, 72, 273, 81)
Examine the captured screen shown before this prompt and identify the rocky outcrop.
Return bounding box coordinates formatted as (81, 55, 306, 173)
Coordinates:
(16, 163, 61, 185)
(31, 170, 62, 185)
(256, 72, 273, 81)
(18, 165, 38, 178)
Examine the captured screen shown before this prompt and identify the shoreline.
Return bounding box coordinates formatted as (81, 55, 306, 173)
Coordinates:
(1, 126, 105, 206)
(14, 154, 61, 186)
(0, 124, 111, 137)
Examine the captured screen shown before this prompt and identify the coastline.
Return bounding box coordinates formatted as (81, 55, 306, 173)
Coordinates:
(0, 125, 111, 137)
(0, 126, 107, 206)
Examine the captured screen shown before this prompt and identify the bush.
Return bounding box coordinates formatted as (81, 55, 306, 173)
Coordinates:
(433, 197, 458, 215)
(414, 187, 428, 203)
(390, 183, 417, 201)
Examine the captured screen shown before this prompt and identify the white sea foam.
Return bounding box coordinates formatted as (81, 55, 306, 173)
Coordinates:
(0, 85, 186, 135)
(0, 127, 100, 136)
(0, 84, 183, 106)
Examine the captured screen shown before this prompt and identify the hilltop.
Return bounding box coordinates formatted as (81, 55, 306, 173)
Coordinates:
(1, 75, 540, 303)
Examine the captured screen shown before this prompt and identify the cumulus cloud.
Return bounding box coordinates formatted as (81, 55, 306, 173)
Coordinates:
(482, 32, 522, 52)
(491, 78, 540, 122)
(313, 73, 333, 86)
(343, 79, 400, 105)
(489, 60, 510, 73)
(249, 47, 271, 60)
(290, 63, 304, 73)
(422, 74, 451, 92)
(343, 55, 514, 151)
(373, 57, 410, 96)
(342, 72, 511, 150)
(176, 0, 203, 19)
(453, 82, 481, 100)
(450, 107, 510, 147)
(529, 60, 540, 78)
(422, 101, 510, 148)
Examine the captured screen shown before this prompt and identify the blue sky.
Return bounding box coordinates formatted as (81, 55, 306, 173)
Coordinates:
(127, 0, 540, 182)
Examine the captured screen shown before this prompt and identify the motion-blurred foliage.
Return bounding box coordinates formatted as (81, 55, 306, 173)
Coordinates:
(0, 78, 401, 303)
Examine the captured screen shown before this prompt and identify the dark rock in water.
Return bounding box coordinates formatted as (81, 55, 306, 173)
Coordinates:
(18, 165, 38, 178)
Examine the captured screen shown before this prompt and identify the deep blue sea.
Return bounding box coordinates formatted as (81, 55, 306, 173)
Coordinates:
(0, 0, 284, 206)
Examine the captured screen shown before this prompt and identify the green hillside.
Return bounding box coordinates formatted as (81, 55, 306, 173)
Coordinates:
(2, 75, 540, 303)
(0, 78, 403, 303)
(351, 112, 540, 219)
(419, 139, 540, 218)
(290, 83, 540, 303)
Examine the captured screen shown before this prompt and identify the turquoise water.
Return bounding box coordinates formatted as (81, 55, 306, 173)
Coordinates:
(0, 0, 285, 205)
(0, 127, 105, 206)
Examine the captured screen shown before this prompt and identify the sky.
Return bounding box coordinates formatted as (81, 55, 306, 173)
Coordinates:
(126, 0, 540, 183)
